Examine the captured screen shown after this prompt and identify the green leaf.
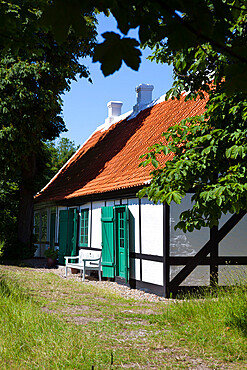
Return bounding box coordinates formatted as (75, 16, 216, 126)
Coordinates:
(93, 33, 141, 76)
(151, 158, 159, 168)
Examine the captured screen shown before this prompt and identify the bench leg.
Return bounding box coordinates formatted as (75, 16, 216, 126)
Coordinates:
(98, 269, 101, 281)
(65, 266, 67, 277)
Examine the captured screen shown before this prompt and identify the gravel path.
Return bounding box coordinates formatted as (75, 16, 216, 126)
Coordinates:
(22, 258, 172, 303)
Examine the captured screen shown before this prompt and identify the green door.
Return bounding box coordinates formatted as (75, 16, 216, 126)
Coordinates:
(50, 212, 56, 248)
(101, 205, 129, 282)
(58, 209, 78, 265)
(101, 207, 115, 278)
(68, 208, 78, 258)
(116, 206, 129, 282)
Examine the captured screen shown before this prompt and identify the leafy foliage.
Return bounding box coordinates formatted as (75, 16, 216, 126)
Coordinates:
(0, 0, 96, 249)
(39, 138, 79, 189)
(1, 0, 247, 236)
(135, 1, 247, 232)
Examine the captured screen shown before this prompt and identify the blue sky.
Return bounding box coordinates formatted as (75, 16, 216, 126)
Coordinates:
(61, 14, 173, 146)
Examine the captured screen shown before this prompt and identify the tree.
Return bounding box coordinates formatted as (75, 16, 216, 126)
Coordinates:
(41, 0, 247, 231)
(40, 138, 79, 187)
(0, 137, 78, 258)
(136, 2, 247, 231)
(0, 1, 96, 252)
(1, 0, 247, 240)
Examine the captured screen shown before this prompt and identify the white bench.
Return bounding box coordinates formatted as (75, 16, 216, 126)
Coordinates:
(64, 250, 102, 281)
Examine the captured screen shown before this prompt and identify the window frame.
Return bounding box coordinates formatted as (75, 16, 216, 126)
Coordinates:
(79, 208, 89, 247)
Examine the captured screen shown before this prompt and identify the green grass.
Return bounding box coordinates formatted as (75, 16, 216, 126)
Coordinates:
(0, 266, 246, 369)
(148, 285, 247, 363)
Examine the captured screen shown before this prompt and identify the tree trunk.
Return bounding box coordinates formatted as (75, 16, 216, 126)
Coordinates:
(18, 153, 37, 253)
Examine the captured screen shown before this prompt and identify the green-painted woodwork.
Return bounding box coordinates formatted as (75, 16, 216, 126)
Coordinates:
(101, 205, 129, 282)
(115, 206, 129, 282)
(68, 208, 78, 257)
(101, 207, 115, 278)
(58, 208, 78, 265)
(58, 210, 68, 265)
(79, 208, 89, 247)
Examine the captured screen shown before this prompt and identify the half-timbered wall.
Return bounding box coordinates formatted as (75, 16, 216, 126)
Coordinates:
(218, 212, 247, 285)
(34, 193, 247, 296)
(170, 194, 210, 286)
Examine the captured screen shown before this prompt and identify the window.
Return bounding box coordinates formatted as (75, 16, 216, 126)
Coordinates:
(33, 213, 40, 242)
(80, 209, 89, 247)
(41, 213, 48, 242)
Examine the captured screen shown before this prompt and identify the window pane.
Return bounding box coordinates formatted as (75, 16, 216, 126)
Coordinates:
(80, 209, 89, 246)
(33, 213, 40, 241)
(41, 213, 47, 242)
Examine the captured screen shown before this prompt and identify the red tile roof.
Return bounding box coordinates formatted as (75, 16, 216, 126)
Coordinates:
(35, 95, 206, 203)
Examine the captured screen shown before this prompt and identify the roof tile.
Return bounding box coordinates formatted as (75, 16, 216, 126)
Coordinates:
(35, 95, 206, 203)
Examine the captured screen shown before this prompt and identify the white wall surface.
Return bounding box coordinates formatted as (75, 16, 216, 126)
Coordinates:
(219, 265, 247, 285)
(128, 198, 140, 253)
(130, 258, 140, 280)
(170, 266, 210, 286)
(141, 198, 163, 256)
(170, 194, 209, 256)
(219, 213, 247, 256)
(91, 201, 105, 249)
(142, 260, 163, 286)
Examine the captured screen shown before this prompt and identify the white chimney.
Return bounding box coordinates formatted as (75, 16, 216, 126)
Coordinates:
(105, 101, 123, 126)
(134, 84, 154, 112)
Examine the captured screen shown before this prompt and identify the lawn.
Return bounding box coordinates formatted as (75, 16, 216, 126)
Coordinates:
(0, 265, 246, 369)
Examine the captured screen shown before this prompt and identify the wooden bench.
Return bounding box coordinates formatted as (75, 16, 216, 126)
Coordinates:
(64, 250, 102, 281)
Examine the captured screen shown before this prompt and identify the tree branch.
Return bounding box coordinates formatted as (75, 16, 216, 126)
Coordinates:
(155, 0, 247, 64)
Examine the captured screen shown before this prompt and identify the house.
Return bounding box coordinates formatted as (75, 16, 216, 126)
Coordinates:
(34, 84, 247, 296)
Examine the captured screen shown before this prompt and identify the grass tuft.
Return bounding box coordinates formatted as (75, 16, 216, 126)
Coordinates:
(148, 282, 247, 362)
(0, 267, 246, 368)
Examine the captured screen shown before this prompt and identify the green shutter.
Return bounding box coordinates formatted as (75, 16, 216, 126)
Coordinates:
(115, 205, 130, 283)
(101, 207, 115, 278)
(124, 205, 130, 283)
(58, 209, 78, 265)
(58, 210, 68, 265)
(68, 208, 78, 257)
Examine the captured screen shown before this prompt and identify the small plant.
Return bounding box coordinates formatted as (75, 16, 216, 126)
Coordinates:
(44, 247, 58, 259)
(0, 240, 5, 258)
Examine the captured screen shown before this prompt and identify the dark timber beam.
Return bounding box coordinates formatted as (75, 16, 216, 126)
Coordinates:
(210, 226, 218, 285)
(168, 256, 247, 265)
(169, 210, 246, 292)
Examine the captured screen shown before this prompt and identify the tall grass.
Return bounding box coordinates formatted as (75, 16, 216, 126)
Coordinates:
(149, 281, 247, 362)
(0, 273, 114, 369)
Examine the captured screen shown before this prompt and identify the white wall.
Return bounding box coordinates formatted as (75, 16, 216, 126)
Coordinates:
(170, 265, 210, 286)
(91, 201, 105, 249)
(141, 198, 163, 256)
(128, 198, 140, 253)
(130, 258, 140, 280)
(219, 265, 247, 285)
(170, 194, 209, 257)
(142, 260, 163, 286)
(170, 194, 210, 285)
(219, 213, 247, 256)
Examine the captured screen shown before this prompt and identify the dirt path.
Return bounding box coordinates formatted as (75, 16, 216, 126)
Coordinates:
(1, 262, 245, 369)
